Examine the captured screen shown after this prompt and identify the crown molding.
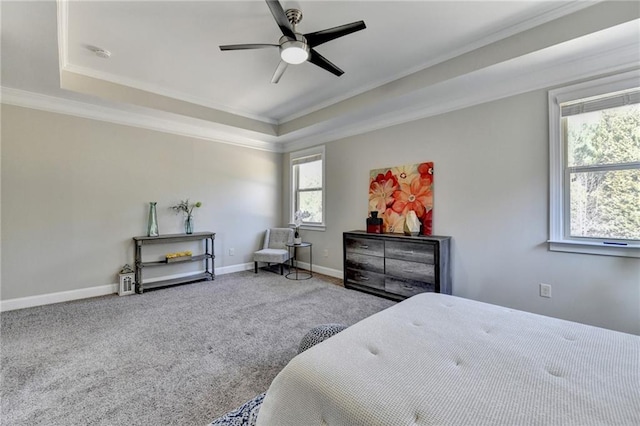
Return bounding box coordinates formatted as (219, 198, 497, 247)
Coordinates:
(5, 12, 638, 155)
(55, 0, 276, 126)
(4, 34, 637, 157)
(55, 0, 596, 126)
(56, 0, 69, 73)
(1, 87, 283, 153)
(3, 37, 637, 156)
(280, 42, 640, 153)
(278, 0, 600, 124)
(62, 63, 279, 126)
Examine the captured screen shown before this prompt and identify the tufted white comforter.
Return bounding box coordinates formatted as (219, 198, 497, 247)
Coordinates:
(257, 293, 639, 425)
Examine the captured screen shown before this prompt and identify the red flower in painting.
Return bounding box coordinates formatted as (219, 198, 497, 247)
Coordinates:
(422, 209, 433, 235)
(369, 171, 399, 212)
(369, 170, 398, 191)
(392, 176, 433, 217)
(417, 162, 434, 186)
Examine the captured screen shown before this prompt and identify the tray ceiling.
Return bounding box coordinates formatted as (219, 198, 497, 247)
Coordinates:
(2, 1, 639, 151)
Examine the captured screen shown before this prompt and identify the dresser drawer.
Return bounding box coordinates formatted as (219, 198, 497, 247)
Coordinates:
(385, 240, 435, 264)
(346, 268, 385, 291)
(386, 258, 435, 282)
(345, 252, 384, 274)
(385, 277, 434, 298)
(345, 237, 384, 257)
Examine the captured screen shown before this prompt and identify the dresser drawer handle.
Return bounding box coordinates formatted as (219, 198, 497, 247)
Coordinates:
(402, 283, 414, 290)
(359, 245, 369, 249)
(357, 275, 370, 281)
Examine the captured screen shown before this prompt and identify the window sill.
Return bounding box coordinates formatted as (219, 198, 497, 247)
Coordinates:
(548, 240, 640, 258)
(300, 224, 326, 232)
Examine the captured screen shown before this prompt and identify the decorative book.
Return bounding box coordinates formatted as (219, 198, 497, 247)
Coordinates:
(166, 251, 193, 263)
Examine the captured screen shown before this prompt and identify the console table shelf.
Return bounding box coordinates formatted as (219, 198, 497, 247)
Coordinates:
(140, 272, 213, 291)
(142, 253, 212, 267)
(133, 232, 215, 293)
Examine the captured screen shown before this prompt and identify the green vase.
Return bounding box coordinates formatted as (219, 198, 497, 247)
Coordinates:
(185, 215, 194, 234)
(147, 202, 159, 237)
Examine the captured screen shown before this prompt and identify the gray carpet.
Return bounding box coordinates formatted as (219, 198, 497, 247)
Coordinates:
(1, 271, 395, 425)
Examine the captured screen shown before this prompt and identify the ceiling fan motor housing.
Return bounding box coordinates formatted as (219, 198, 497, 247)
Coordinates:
(285, 8, 303, 26)
(279, 9, 308, 65)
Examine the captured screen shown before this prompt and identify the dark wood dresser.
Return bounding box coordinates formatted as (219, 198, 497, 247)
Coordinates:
(343, 231, 451, 300)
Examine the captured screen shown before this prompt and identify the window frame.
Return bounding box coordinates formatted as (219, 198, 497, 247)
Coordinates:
(290, 145, 326, 231)
(548, 70, 640, 258)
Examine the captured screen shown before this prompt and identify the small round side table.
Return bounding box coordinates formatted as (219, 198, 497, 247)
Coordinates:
(285, 242, 312, 280)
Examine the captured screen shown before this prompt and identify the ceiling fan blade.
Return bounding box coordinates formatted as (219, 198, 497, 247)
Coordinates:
(265, 0, 295, 39)
(304, 21, 366, 47)
(219, 44, 278, 51)
(271, 60, 288, 84)
(308, 49, 344, 77)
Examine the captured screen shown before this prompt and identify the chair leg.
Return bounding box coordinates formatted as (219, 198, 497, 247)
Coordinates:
(280, 263, 284, 275)
(254, 261, 258, 273)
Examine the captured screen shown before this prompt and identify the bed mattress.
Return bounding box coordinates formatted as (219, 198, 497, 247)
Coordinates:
(257, 293, 639, 425)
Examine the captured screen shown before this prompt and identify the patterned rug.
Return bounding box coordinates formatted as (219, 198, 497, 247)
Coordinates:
(208, 393, 265, 426)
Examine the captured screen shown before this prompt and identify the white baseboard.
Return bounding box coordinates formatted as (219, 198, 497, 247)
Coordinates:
(0, 284, 119, 312)
(0, 263, 256, 312)
(294, 261, 343, 280)
(216, 262, 254, 275)
(237, 260, 344, 279)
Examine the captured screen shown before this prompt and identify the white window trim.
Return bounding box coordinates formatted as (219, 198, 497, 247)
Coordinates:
(548, 70, 640, 258)
(290, 145, 326, 231)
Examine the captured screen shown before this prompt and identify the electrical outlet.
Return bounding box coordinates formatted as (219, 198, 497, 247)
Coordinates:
(323, 249, 329, 257)
(540, 283, 552, 298)
(229, 248, 235, 256)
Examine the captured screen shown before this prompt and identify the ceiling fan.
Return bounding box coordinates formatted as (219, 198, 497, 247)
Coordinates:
(219, 0, 366, 84)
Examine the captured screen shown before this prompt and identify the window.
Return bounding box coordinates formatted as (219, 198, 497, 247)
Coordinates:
(291, 146, 325, 230)
(548, 71, 640, 257)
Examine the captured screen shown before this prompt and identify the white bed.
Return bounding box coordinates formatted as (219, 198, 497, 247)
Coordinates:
(257, 293, 639, 425)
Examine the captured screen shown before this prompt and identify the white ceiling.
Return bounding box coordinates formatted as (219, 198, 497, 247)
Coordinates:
(64, 1, 571, 121)
(2, 1, 639, 151)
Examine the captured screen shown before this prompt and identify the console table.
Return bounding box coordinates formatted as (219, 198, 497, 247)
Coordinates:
(133, 232, 215, 293)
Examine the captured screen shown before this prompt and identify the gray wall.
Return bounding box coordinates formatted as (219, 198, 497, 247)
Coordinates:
(285, 89, 640, 335)
(1, 105, 282, 300)
(3, 91, 639, 335)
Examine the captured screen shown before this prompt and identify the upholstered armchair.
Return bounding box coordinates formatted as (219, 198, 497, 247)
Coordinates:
(253, 228, 294, 274)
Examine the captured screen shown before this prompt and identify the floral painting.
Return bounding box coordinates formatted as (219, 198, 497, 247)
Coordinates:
(369, 162, 433, 235)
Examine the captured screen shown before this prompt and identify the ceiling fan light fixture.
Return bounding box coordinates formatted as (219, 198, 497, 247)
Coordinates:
(219, 1, 366, 82)
(280, 40, 309, 64)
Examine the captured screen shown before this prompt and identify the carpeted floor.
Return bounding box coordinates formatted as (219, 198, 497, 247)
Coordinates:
(1, 271, 395, 425)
